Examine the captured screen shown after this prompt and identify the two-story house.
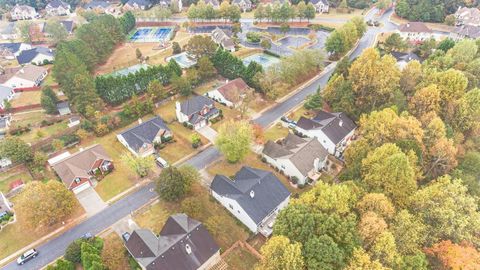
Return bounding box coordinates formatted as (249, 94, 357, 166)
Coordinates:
(205, 78, 250, 108)
(210, 166, 291, 236)
(262, 133, 329, 185)
(123, 0, 153, 11)
(232, 0, 252, 12)
(51, 144, 114, 194)
(117, 116, 172, 157)
(310, 0, 329, 13)
(454, 7, 480, 27)
(45, 0, 71, 16)
(176, 95, 219, 130)
(210, 27, 235, 52)
(397, 22, 435, 43)
(295, 110, 356, 158)
(10, 5, 38, 20)
(0, 43, 32, 60)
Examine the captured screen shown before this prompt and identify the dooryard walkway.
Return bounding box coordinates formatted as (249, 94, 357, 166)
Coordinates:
(76, 187, 107, 217)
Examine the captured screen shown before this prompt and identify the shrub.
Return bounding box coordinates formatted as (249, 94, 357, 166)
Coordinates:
(246, 32, 261, 43)
(65, 240, 82, 263)
(291, 176, 298, 185)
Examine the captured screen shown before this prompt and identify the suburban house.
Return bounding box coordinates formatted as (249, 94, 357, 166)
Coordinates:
(450, 24, 480, 40)
(123, 0, 153, 11)
(57, 101, 71, 115)
(454, 7, 480, 26)
(0, 85, 15, 109)
(158, 0, 183, 10)
(262, 133, 329, 185)
(210, 166, 291, 236)
(211, 27, 235, 52)
(391, 51, 422, 70)
(117, 116, 172, 157)
(0, 65, 48, 88)
(10, 5, 38, 20)
(51, 144, 114, 194)
(45, 0, 71, 16)
(232, 0, 252, 12)
(16, 47, 54, 65)
(310, 0, 329, 13)
(0, 192, 12, 218)
(205, 78, 250, 108)
(295, 110, 356, 158)
(397, 22, 434, 42)
(60, 20, 75, 34)
(125, 214, 221, 270)
(204, 0, 220, 8)
(0, 43, 32, 60)
(176, 95, 219, 130)
(82, 0, 121, 15)
(1, 22, 18, 40)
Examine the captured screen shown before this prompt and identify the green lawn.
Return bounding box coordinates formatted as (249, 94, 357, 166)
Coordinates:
(17, 121, 68, 143)
(224, 246, 259, 270)
(12, 111, 47, 127)
(193, 79, 224, 95)
(211, 104, 242, 131)
(264, 123, 290, 142)
(158, 122, 208, 164)
(0, 168, 33, 194)
(155, 97, 187, 122)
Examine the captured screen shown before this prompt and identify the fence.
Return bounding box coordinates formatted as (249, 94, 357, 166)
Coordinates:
(221, 240, 263, 260)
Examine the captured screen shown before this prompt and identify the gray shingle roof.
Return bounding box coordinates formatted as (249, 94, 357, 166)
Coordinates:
(263, 134, 329, 176)
(0, 43, 24, 54)
(391, 51, 422, 63)
(211, 166, 290, 225)
(180, 95, 214, 116)
(46, 0, 70, 9)
(452, 25, 480, 38)
(0, 85, 13, 103)
(309, 0, 328, 5)
(60, 20, 74, 33)
(297, 110, 356, 145)
(16, 47, 54, 65)
(126, 0, 152, 7)
(125, 214, 220, 270)
(84, 0, 110, 9)
(119, 116, 170, 153)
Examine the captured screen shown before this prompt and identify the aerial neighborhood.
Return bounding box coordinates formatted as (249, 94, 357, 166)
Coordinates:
(0, 0, 479, 269)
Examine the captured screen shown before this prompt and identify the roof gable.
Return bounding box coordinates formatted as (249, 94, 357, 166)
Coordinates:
(180, 95, 214, 116)
(216, 78, 249, 103)
(119, 116, 170, 153)
(297, 110, 356, 144)
(398, 22, 432, 33)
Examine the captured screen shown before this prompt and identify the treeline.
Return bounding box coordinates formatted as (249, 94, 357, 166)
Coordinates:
(395, 0, 468, 22)
(325, 16, 366, 59)
(95, 60, 182, 105)
(53, 12, 134, 114)
(253, 1, 316, 22)
(211, 49, 263, 89)
(187, 0, 241, 22)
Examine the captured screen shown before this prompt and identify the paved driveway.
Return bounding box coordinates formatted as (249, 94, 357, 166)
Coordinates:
(197, 126, 218, 143)
(76, 187, 107, 217)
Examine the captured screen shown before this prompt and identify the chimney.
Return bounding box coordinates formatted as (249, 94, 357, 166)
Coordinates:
(138, 118, 142, 124)
(250, 190, 255, 198)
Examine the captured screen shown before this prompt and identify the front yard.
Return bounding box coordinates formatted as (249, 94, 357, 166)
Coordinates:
(264, 123, 289, 142)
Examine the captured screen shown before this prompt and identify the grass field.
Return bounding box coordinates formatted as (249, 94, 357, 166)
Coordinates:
(12, 111, 47, 127)
(224, 246, 259, 270)
(134, 182, 250, 250)
(211, 104, 242, 131)
(0, 167, 33, 194)
(264, 123, 290, 142)
(17, 120, 68, 143)
(158, 122, 208, 164)
(10, 91, 41, 107)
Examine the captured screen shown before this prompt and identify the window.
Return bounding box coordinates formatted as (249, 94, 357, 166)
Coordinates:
(229, 204, 233, 209)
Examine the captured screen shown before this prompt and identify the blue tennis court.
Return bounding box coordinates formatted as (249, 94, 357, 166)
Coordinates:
(130, 27, 173, 42)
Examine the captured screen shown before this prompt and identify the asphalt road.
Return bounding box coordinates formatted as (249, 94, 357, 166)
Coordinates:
(2, 8, 395, 270)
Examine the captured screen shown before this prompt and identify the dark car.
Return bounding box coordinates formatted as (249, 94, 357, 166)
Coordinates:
(122, 232, 131, 242)
(17, 249, 38, 265)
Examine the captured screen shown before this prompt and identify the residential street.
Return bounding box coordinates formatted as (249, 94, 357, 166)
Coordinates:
(2, 8, 396, 270)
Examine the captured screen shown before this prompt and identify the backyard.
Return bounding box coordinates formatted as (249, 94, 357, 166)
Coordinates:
(10, 91, 41, 108)
(223, 245, 260, 270)
(0, 166, 33, 194)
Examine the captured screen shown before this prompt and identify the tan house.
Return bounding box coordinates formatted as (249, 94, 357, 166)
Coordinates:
(206, 78, 251, 108)
(0, 65, 48, 89)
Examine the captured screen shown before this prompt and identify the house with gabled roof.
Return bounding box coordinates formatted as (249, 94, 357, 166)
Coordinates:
(397, 22, 435, 42)
(262, 133, 329, 185)
(232, 0, 252, 12)
(210, 27, 235, 52)
(205, 78, 251, 108)
(204, 0, 220, 8)
(455, 7, 480, 27)
(450, 24, 480, 40)
(117, 116, 172, 157)
(10, 4, 38, 20)
(51, 144, 113, 194)
(45, 0, 71, 16)
(295, 110, 356, 158)
(0, 42, 32, 60)
(0, 85, 15, 110)
(210, 166, 291, 236)
(16, 47, 54, 65)
(310, 0, 329, 13)
(176, 95, 219, 130)
(125, 213, 221, 270)
(0, 65, 48, 89)
(391, 51, 422, 70)
(123, 0, 153, 10)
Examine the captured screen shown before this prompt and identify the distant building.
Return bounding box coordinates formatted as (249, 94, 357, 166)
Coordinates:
(16, 47, 54, 66)
(0, 65, 48, 88)
(82, 0, 121, 16)
(204, 0, 220, 8)
(0, 22, 18, 40)
(450, 24, 480, 40)
(391, 51, 422, 70)
(10, 4, 38, 20)
(176, 95, 219, 130)
(125, 214, 221, 270)
(295, 110, 356, 158)
(232, 0, 252, 12)
(454, 7, 480, 27)
(0, 43, 32, 60)
(397, 22, 434, 42)
(123, 0, 153, 11)
(45, 0, 71, 16)
(310, 0, 329, 13)
(211, 27, 235, 52)
(0, 85, 15, 109)
(56, 101, 71, 115)
(211, 166, 291, 236)
(206, 78, 251, 108)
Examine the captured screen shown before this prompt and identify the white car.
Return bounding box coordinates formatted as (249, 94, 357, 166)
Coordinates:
(17, 249, 38, 265)
(155, 156, 169, 168)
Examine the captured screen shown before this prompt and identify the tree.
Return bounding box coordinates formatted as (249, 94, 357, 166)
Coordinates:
(424, 240, 480, 270)
(101, 236, 129, 270)
(304, 3, 316, 21)
(383, 33, 407, 53)
(408, 84, 441, 118)
(256, 236, 304, 270)
(172, 75, 192, 96)
(121, 152, 154, 177)
(280, 23, 290, 35)
(400, 60, 423, 98)
(369, 231, 399, 267)
(15, 181, 76, 230)
(135, 48, 142, 60)
(361, 143, 417, 207)
(172, 41, 182, 54)
(197, 56, 216, 81)
(45, 20, 68, 45)
(356, 193, 395, 220)
(17, 21, 33, 43)
(437, 38, 455, 52)
(65, 241, 82, 263)
(303, 235, 345, 270)
(260, 39, 271, 49)
(41, 86, 59, 114)
(52, 139, 65, 151)
(447, 39, 478, 65)
(147, 79, 164, 100)
(408, 176, 480, 246)
(81, 242, 103, 270)
(186, 35, 217, 59)
(344, 248, 389, 270)
(215, 120, 253, 163)
(155, 166, 198, 201)
(391, 210, 427, 255)
(0, 137, 33, 164)
(46, 259, 74, 270)
(304, 91, 323, 110)
(358, 211, 388, 249)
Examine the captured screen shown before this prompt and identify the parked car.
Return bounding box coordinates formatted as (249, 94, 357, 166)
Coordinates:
(155, 155, 169, 168)
(122, 232, 131, 242)
(17, 249, 38, 265)
(280, 116, 294, 124)
(81, 232, 93, 240)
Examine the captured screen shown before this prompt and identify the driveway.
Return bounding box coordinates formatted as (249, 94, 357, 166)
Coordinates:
(111, 216, 140, 237)
(197, 126, 218, 143)
(76, 187, 107, 217)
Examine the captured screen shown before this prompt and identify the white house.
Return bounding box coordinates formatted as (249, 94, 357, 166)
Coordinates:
(204, 0, 220, 8)
(455, 7, 480, 27)
(117, 116, 172, 157)
(176, 95, 219, 130)
(211, 27, 235, 52)
(210, 166, 291, 236)
(45, 0, 71, 16)
(10, 5, 38, 20)
(16, 47, 54, 65)
(397, 22, 435, 42)
(232, 0, 252, 12)
(0, 85, 15, 109)
(310, 0, 329, 13)
(123, 0, 153, 10)
(206, 78, 250, 108)
(0, 192, 12, 217)
(295, 110, 356, 158)
(262, 133, 329, 185)
(0, 65, 48, 89)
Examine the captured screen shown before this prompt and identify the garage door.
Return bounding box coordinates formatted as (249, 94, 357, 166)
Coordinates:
(73, 182, 91, 194)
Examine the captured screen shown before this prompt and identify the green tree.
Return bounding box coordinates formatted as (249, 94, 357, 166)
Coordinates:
(186, 35, 217, 59)
(356, 193, 395, 220)
(0, 137, 33, 164)
(256, 236, 304, 270)
(304, 91, 323, 110)
(172, 75, 192, 96)
(65, 240, 82, 263)
(17, 21, 33, 43)
(369, 231, 399, 268)
(135, 48, 142, 60)
(437, 38, 455, 52)
(345, 248, 389, 270)
(303, 235, 345, 270)
(215, 120, 253, 163)
(304, 3, 316, 21)
(383, 33, 407, 53)
(172, 41, 181, 54)
(46, 259, 74, 270)
(197, 56, 216, 81)
(45, 19, 68, 45)
(121, 152, 154, 177)
(391, 210, 427, 255)
(41, 86, 59, 114)
(147, 79, 164, 100)
(155, 166, 198, 201)
(260, 39, 271, 49)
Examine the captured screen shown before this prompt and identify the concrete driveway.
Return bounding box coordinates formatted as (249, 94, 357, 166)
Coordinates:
(112, 215, 140, 237)
(197, 126, 218, 143)
(76, 187, 107, 217)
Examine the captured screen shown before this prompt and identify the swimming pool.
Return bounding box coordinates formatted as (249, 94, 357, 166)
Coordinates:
(242, 53, 280, 69)
(109, 64, 150, 77)
(166, 52, 197, 69)
(130, 27, 173, 42)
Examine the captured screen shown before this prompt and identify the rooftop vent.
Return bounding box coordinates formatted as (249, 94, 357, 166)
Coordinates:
(185, 244, 192, 254)
(250, 190, 255, 198)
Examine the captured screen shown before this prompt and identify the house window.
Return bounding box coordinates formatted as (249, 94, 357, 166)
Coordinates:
(229, 204, 233, 210)
(281, 165, 286, 170)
